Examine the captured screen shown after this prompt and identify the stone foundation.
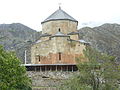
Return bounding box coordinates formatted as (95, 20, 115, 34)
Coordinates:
(27, 71, 78, 89)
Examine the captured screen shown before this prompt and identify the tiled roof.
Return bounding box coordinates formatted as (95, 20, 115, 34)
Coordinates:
(78, 39, 90, 44)
(40, 33, 51, 37)
(41, 7, 78, 23)
(52, 31, 69, 37)
(67, 32, 79, 35)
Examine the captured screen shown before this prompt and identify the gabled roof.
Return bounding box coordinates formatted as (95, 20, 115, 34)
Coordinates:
(41, 7, 78, 24)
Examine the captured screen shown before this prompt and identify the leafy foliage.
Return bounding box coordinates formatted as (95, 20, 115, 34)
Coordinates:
(61, 46, 120, 90)
(0, 45, 31, 90)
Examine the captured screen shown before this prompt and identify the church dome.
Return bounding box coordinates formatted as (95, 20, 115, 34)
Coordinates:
(41, 7, 78, 24)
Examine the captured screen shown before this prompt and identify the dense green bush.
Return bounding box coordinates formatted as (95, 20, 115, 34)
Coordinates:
(0, 45, 31, 90)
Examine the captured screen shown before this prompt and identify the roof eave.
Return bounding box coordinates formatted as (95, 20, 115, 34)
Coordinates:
(41, 19, 78, 24)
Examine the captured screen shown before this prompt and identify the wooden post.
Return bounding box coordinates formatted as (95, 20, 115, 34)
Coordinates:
(35, 66, 36, 71)
(38, 66, 39, 71)
(56, 65, 58, 71)
(61, 66, 62, 72)
(72, 65, 73, 72)
(67, 65, 68, 72)
(40, 66, 41, 72)
(50, 65, 51, 71)
(45, 66, 46, 72)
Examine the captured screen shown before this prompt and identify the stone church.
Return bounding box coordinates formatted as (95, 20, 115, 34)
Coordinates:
(28, 7, 88, 71)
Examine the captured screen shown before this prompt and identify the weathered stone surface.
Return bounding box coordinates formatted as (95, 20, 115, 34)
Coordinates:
(27, 71, 79, 87)
(31, 36, 86, 64)
(42, 20, 77, 35)
(31, 18, 86, 64)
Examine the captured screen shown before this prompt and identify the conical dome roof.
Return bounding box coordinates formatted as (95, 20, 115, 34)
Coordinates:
(41, 7, 78, 24)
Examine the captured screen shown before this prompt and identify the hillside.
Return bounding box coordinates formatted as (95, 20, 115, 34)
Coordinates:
(0, 23, 120, 63)
(78, 23, 120, 61)
(0, 23, 41, 63)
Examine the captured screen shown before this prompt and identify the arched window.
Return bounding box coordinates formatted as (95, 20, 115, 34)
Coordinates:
(59, 52, 61, 60)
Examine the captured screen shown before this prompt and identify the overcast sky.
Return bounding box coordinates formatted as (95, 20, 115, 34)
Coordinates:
(0, 0, 120, 31)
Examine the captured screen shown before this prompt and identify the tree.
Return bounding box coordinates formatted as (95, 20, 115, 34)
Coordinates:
(61, 46, 120, 90)
(0, 45, 31, 90)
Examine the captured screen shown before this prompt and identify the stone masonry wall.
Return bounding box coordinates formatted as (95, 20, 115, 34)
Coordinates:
(27, 71, 79, 89)
(31, 36, 85, 64)
(42, 20, 77, 35)
(69, 34, 79, 40)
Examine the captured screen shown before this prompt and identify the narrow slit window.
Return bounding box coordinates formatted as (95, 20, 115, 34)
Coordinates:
(58, 28, 61, 32)
(59, 52, 61, 60)
(39, 56, 40, 62)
